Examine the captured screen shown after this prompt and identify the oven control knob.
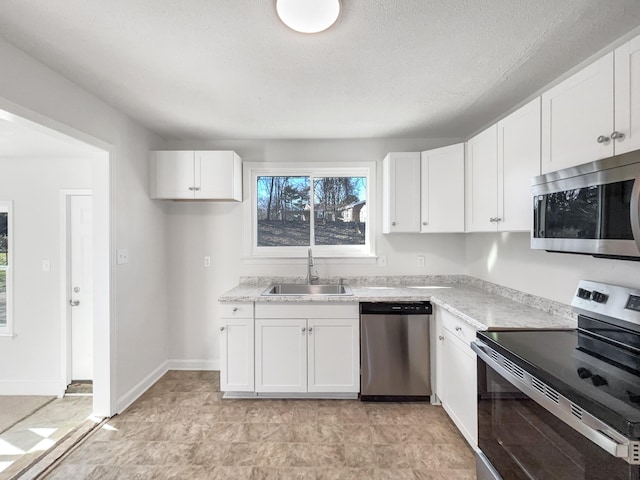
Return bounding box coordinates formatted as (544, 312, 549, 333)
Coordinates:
(577, 367, 593, 379)
(591, 375, 608, 387)
(591, 291, 608, 303)
(577, 288, 592, 300)
(627, 391, 640, 404)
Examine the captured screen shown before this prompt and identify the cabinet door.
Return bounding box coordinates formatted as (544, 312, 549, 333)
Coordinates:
(541, 53, 614, 173)
(151, 151, 195, 199)
(255, 319, 307, 393)
(197, 151, 242, 201)
(382, 152, 421, 233)
(465, 125, 498, 232)
(614, 33, 640, 155)
(220, 318, 254, 392)
(441, 329, 477, 448)
(307, 318, 359, 393)
(421, 143, 465, 233)
(497, 98, 541, 232)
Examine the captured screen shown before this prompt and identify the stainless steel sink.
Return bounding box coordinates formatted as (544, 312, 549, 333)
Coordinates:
(262, 283, 353, 296)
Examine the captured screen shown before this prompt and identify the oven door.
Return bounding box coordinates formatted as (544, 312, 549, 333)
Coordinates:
(472, 341, 640, 480)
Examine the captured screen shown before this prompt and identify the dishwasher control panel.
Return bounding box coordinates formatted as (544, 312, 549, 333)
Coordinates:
(360, 301, 432, 315)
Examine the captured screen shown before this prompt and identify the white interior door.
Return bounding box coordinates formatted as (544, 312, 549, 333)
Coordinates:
(70, 195, 93, 381)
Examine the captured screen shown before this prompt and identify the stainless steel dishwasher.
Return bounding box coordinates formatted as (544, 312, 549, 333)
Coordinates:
(360, 301, 432, 401)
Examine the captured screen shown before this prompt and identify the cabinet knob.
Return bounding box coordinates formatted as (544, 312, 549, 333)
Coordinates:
(301, 327, 306, 333)
(597, 135, 610, 144)
(455, 326, 462, 332)
(188, 186, 195, 191)
(489, 217, 495, 222)
(439, 335, 444, 341)
(220, 326, 225, 331)
(611, 131, 625, 140)
(194, 186, 201, 191)
(495, 217, 502, 222)
(232, 307, 238, 312)
(391, 222, 396, 226)
(308, 327, 313, 333)
(422, 222, 427, 226)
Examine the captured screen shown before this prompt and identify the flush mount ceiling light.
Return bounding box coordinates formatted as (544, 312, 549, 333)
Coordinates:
(276, 0, 341, 34)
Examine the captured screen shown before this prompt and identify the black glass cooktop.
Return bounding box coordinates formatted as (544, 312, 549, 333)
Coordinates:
(477, 329, 640, 438)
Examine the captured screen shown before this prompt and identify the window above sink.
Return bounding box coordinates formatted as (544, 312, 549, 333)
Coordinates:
(244, 162, 376, 260)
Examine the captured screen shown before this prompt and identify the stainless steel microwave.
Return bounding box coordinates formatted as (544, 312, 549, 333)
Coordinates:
(531, 150, 640, 260)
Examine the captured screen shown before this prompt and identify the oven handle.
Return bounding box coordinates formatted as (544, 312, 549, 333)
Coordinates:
(472, 340, 639, 464)
(631, 175, 640, 254)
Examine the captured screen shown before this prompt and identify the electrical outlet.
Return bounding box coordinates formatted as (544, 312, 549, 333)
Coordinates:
(42, 259, 50, 272)
(378, 255, 387, 267)
(204, 256, 211, 267)
(417, 255, 425, 268)
(117, 249, 129, 265)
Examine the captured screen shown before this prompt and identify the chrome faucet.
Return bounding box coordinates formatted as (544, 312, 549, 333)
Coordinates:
(307, 247, 319, 285)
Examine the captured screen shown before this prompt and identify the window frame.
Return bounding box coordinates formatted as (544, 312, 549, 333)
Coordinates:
(244, 162, 376, 259)
(0, 201, 13, 336)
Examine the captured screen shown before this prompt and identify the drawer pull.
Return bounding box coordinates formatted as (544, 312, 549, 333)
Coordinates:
(455, 326, 463, 332)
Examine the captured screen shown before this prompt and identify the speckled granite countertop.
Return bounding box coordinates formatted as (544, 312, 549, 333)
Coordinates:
(219, 275, 577, 331)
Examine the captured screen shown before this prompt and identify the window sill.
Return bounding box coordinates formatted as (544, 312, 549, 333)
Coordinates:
(242, 255, 378, 265)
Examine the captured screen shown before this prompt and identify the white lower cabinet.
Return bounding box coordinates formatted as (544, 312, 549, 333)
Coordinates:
(219, 303, 255, 392)
(255, 318, 307, 393)
(221, 302, 360, 397)
(437, 308, 478, 448)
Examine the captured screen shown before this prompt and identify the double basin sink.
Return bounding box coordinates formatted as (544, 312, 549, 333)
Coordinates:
(262, 283, 353, 296)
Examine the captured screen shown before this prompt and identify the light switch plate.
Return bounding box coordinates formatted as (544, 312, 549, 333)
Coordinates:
(417, 255, 425, 268)
(204, 256, 211, 267)
(117, 249, 129, 265)
(42, 259, 50, 272)
(378, 255, 387, 267)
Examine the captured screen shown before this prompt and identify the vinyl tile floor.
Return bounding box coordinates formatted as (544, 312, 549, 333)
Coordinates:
(43, 371, 476, 480)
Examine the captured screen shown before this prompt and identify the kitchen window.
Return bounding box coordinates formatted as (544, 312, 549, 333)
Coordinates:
(246, 163, 375, 259)
(0, 201, 12, 335)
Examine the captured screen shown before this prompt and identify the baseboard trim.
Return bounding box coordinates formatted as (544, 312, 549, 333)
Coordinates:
(116, 360, 169, 414)
(0, 381, 61, 396)
(167, 359, 219, 371)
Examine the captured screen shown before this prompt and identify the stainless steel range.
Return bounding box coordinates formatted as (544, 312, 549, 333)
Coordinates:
(472, 280, 640, 480)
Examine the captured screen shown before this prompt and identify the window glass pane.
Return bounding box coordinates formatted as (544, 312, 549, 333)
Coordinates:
(313, 177, 366, 245)
(0, 270, 5, 327)
(0, 212, 6, 266)
(257, 176, 311, 247)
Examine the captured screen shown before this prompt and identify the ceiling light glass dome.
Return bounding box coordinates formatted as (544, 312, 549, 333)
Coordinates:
(276, 0, 341, 34)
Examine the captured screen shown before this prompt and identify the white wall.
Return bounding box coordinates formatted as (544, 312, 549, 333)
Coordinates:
(165, 138, 467, 366)
(0, 37, 169, 413)
(0, 158, 91, 394)
(465, 232, 640, 304)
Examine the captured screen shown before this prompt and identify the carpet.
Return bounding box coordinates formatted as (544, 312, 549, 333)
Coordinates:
(0, 396, 55, 434)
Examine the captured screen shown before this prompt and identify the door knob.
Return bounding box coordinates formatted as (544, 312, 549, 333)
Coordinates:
(69, 300, 80, 307)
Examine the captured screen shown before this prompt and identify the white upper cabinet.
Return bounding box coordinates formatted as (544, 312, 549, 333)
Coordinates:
(150, 150, 242, 201)
(614, 33, 640, 155)
(420, 143, 465, 233)
(541, 53, 615, 173)
(382, 152, 421, 233)
(465, 124, 498, 232)
(497, 98, 541, 232)
(466, 99, 541, 232)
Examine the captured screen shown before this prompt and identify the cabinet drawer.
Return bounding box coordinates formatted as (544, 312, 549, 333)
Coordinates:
(441, 310, 477, 346)
(255, 303, 358, 319)
(220, 302, 254, 319)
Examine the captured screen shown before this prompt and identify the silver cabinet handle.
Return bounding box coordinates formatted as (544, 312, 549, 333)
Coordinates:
(220, 326, 225, 331)
(188, 186, 195, 191)
(422, 221, 427, 226)
(495, 217, 502, 222)
(455, 326, 462, 332)
(391, 222, 396, 226)
(232, 307, 238, 312)
(69, 299, 80, 307)
(489, 217, 496, 222)
(301, 327, 306, 333)
(308, 327, 313, 333)
(194, 186, 201, 191)
(611, 131, 625, 140)
(438, 335, 444, 341)
(597, 135, 610, 143)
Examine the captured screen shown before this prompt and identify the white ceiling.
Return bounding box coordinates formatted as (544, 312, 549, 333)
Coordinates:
(1, 0, 640, 141)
